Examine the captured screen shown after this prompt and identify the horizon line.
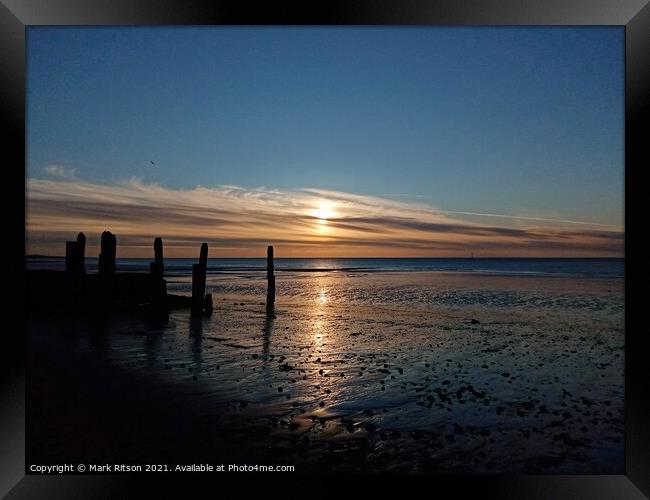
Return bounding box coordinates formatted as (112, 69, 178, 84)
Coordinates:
(26, 254, 624, 260)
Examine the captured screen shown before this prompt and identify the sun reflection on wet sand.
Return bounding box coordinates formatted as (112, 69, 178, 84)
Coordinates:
(318, 289, 328, 305)
(310, 276, 332, 348)
(313, 319, 325, 346)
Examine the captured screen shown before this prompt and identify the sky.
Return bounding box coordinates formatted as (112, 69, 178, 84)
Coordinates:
(26, 27, 624, 257)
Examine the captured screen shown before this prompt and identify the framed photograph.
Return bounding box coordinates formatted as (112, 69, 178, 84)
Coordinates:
(4, 0, 648, 497)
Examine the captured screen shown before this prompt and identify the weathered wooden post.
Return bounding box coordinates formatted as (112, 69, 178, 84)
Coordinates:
(65, 232, 86, 274)
(199, 242, 208, 268)
(98, 231, 116, 275)
(266, 245, 275, 313)
(97, 231, 116, 311)
(155, 236, 163, 271)
(64, 234, 85, 307)
(148, 237, 167, 301)
(77, 232, 86, 273)
(149, 237, 164, 279)
(191, 242, 208, 313)
(65, 241, 80, 273)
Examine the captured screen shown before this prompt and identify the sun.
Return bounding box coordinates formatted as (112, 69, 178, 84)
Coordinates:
(311, 202, 336, 224)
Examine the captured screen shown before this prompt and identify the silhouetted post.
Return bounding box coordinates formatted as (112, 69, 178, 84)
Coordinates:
(155, 237, 163, 271)
(64, 236, 84, 307)
(266, 245, 275, 313)
(147, 237, 167, 301)
(192, 243, 208, 313)
(96, 231, 116, 311)
(65, 241, 80, 273)
(199, 242, 208, 268)
(149, 237, 164, 279)
(98, 231, 116, 275)
(77, 232, 86, 273)
(65, 232, 86, 274)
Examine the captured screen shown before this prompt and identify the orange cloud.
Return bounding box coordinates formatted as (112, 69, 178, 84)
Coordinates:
(26, 178, 623, 258)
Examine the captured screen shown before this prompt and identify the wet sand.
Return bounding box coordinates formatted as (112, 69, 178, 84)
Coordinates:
(27, 271, 624, 473)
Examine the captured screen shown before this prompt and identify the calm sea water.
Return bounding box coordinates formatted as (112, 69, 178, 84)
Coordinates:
(26, 257, 624, 279)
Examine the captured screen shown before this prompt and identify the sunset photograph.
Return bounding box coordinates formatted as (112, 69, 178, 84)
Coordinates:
(25, 26, 624, 474)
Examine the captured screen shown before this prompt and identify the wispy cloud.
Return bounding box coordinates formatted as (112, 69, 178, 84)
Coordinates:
(42, 164, 76, 180)
(25, 177, 624, 257)
(439, 210, 618, 228)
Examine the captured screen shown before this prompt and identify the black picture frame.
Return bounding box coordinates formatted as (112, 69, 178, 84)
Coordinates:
(3, 0, 648, 497)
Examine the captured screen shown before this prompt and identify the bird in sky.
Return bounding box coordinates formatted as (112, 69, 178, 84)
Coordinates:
(150, 160, 155, 167)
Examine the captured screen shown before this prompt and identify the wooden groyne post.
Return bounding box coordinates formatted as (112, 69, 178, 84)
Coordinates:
(65, 232, 86, 274)
(77, 232, 86, 273)
(96, 230, 116, 310)
(98, 231, 116, 275)
(149, 237, 164, 279)
(149, 237, 167, 299)
(65, 241, 78, 273)
(191, 242, 208, 313)
(266, 245, 275, 312)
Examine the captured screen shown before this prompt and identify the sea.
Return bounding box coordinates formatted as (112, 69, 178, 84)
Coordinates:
(26, 256, 624, 279)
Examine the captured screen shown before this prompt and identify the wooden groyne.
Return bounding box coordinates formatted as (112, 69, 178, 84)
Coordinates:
(26, 231, 277, 317)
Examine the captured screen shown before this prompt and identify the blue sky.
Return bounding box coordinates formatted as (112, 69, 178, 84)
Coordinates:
(25, 27, 624, 257)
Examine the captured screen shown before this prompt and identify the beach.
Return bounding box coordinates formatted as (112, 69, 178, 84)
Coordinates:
(27, 261, 625, 473)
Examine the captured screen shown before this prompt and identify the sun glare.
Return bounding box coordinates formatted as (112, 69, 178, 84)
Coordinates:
(311, 202, 336, 224)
